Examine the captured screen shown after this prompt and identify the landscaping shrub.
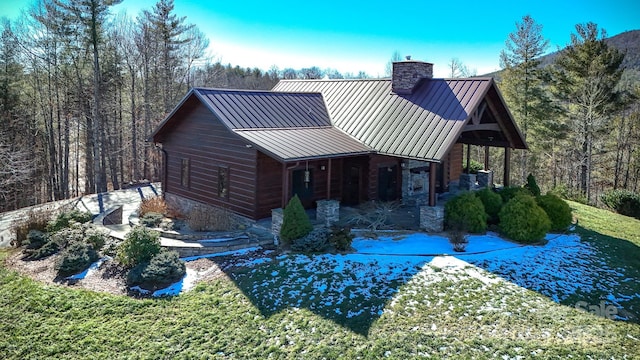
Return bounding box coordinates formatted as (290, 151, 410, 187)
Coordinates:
(127, 250, 186, 290)
(23, 230, 48, 249)
(84, 226, 108, 251)
(46, 209, 92, 233)
(524, 173, 541, 197)
(444, 192, 487, 233)
(138, 196, 168, 217)
(463, 159, 484, 174)
(499, 194, 551, 243)
(48, 224, 85, 249)
(117, 226, 161, 268)
(537, 193, 573, 231)
(291, 228, 329, 253)
(498, 186, 532, 203)
(279, 195, 313, 244)
(25, 240, 60, 260)
(11, 208, 53, 248)
(448, 230, 468, 252)
(186, 204, 235, 232)
(55, 241, 98, 277)
(475, 188, 503, 224)
(600, 189, 640, 219)
(140, 212, 163, 228)
(328, 227, 354, 251)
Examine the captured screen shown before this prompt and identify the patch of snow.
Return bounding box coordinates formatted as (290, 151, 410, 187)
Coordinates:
(180, 247, 261, 261)
(66, 256, 111, 280)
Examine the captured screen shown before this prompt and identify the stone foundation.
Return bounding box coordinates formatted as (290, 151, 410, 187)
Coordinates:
(164, 193, 253, 229)
(420, 206, 445, 233)
(459, 173, 476, 191)
(316, 199, 340, 227)
(271, 208, 284, 236)
(477, 170, 494, 188)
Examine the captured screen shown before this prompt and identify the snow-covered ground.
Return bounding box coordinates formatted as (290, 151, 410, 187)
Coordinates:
(117, 231, 638, 321)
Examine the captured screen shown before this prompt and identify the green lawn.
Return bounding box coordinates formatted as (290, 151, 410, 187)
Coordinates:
(1, 202, 640, 359)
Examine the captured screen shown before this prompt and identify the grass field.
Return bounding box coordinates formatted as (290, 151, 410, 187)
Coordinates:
(1, 202, 640, 359)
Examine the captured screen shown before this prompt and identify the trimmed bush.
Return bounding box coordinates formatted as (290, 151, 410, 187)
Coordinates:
(85, 226, 108, 251)
(537, 193, 573, 231)
(46, 209, 92, 233)
(291, 228, 329, 253)
(328, 227, 354, 251)
(127, 250, 186, 290)
(444, 192, 487, 233)
(524, 174, 541, 197)
(499, 194, 551, 243)
(475, 188, 503, 224)
(55, 241, 98, 277)
(140, 212, 163, 228)
(279, 195, 313, 244)
(117, 226, 161, 268)
(448, 230, 468, 252)
(26, 240, 60, 260)
(600, 189, 640, 219)
(498, 186, 533, 203)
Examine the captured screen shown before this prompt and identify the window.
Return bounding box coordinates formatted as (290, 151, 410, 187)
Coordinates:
(181, 158, 190, 187)
(218, 166, 229, 198)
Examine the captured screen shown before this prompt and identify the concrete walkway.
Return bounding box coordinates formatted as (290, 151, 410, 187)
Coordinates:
(0, 184, 160, 248)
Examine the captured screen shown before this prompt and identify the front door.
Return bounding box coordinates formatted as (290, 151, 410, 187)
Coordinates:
(378, 165, 399, 202)
(343, 165, 361, 206)
(292, 169, 314, 207)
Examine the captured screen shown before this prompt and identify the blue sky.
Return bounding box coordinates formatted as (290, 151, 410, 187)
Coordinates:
(2, 0, 639, 77)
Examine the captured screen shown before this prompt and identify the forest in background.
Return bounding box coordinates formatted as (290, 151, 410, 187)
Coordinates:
(0, 1, 638, 212)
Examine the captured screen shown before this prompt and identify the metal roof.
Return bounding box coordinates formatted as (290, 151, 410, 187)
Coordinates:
(273, 78, 525, 161)
(233, 127, 371, 161)
(193, 88, 331, 129)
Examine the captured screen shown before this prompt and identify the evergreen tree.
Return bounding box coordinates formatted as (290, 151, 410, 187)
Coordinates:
(552, 22, 625, 201)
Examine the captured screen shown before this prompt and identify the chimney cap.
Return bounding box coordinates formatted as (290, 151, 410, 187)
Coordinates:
(405, 55, 411, 60)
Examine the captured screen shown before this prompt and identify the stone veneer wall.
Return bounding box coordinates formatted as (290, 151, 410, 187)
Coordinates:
(477, 170, 494, 188)
(392, 60, 434, 94)
(164, 192, 254, 228)
(420, 206, 445, 233)
(316, 200, 340, 228)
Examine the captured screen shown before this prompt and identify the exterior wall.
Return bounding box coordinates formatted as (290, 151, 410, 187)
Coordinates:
(448, 143, 464, 183)
(161, 100, 259, 219)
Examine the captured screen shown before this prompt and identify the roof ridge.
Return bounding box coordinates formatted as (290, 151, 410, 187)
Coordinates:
(193, 87, 323, 95)
(233, 126, 334, 132)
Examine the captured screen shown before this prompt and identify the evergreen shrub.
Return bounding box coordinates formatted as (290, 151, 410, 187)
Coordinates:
(328, 227, 354, 251)
(524, 173, 541, 197)
(291, 228, 329, 253)
(475, 188, 503, 224)
(46, 209, 92, 233)
(140, 212, 163, 228)
(117, 226, 161, 268)
(444, 192, 487, 233)
(600, 189, 640, 219)
(279, 195, 313, 244)
(55, 241, 98, 277)
(499, 186, 532, 203)
(127, 250, 186, 290)
(537, 193, 573, 231)
(499, 194, 551, 243)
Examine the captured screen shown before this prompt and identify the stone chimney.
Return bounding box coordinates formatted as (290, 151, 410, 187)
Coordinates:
(392, 58, 434, 94)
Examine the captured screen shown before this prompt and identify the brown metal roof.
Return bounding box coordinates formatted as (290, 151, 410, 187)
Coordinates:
(193, 88, 331, 129)
(233, 127, 371, 161)
(273, 78, 526, 161)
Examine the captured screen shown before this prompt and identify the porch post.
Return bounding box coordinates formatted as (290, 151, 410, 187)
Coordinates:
(484, 145, 490, 170)
(281, 162, 289, 208)
(504, 147, 511, 186)
(326, 158, 332, 199)
(429, 162, 437, 206)
(466, 143, 471, 173)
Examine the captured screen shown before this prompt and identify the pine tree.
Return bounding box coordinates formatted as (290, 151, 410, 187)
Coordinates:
(279, 195, 313, 244)
(552, 22, 625, 201)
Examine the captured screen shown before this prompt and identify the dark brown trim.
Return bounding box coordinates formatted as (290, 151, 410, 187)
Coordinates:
(484, 146, 489, 171)
(429, 162, 437, 206)
(504, 148, 511, 186)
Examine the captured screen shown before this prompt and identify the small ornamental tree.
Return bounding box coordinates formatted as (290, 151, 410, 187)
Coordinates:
(117, 226, 161, 268)
(537, 193, 573, 231)
(279, 194, 313, 244)
(444, 192, 487, 233)
(499, 194, 551, 243)
(525, 173, 541, 197)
